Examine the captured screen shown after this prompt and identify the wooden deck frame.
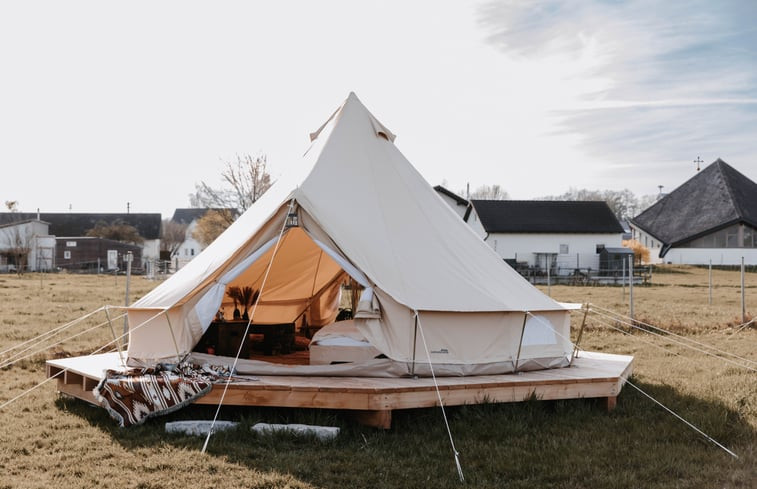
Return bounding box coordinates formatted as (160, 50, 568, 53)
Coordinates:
(46, 351, 633, 429)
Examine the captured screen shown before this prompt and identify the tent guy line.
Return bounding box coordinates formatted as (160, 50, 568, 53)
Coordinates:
(201, 198, 297, 454)
(589, 303, 757, 367)
(517, 310, 741, 459)
(415, 310, 465, 483)
(588, 308, 757, 372)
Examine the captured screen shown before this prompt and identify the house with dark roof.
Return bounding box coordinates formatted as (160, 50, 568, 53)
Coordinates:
(0, 212, 162, 267)
(170, 208, 238, 269)
(630, 159, 757, 265)
(0, 219, 55, 272)
(470, 200, 625, 274)
(433, 186, 626, 275)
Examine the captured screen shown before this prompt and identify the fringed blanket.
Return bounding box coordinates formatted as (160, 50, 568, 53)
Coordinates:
(93, 363, 227, 427)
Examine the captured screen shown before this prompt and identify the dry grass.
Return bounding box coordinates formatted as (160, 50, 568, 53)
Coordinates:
(0, 268, 755, 488)
(539, 264, 757, 333)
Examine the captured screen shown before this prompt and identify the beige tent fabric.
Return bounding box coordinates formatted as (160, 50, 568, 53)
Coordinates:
(126, 93, 571, 373)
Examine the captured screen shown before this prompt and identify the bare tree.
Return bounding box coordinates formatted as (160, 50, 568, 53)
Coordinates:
(160, 219, 188, 256)
(190, 154, 273, 226)
(467, 184, 509, 200)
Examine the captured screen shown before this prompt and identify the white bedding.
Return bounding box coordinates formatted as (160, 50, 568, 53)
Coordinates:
(309, 320, 382, 365)
(310, 320, 373, 347)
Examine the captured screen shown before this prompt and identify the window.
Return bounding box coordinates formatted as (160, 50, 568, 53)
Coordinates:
(683, 223, 757, 248)
(191, 248, 195, 256)
(559, 244, 569, 254)
(66, 241, 77, 247)
(63, 251, 71, 260)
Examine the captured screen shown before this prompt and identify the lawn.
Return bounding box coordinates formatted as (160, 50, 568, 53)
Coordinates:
(0, 268, 755, 489)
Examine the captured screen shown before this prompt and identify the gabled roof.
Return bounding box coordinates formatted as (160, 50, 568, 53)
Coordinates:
(0, 218, 49, 230)
(471, 200, 624, 234)
(172, 208, 239, 225)
(0, 213, 161, 239)
(631, 159, 757, 247)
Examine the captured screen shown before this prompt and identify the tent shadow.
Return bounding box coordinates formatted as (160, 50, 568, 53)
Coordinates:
(54, 376, 757, 489)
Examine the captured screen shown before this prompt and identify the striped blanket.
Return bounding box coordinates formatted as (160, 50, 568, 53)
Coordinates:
(93, 364, 215, 428)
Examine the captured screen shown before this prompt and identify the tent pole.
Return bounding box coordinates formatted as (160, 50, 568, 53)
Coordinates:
(570, 304, 589, 366)
(513, 312, 528, 373)
(411, 314, 418, 376)
(163, 310, 183, 364)
(104, 306, 126, 367)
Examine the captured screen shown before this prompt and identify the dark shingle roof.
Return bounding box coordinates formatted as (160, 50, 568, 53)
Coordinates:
(171, 208, 238, 225)
(631, 159, 757, 247)
(471, 200, 624, 234)
(0, 213, 161, 239)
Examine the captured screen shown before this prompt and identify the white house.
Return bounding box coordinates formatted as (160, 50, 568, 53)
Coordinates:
(434, 187, 626, 276)
(170, 209, 206, 269)
(170, 208, 238, 270)
(0, 219, 55, 272)
(0, 212, 161, 269)
(631, 158, 757, 265)
(471, 200, 625, 275)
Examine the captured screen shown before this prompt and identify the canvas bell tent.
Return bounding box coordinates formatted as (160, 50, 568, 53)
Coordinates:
(125, 93, 573, 376)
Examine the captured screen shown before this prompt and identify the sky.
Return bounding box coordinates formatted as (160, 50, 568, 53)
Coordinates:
(1, 0, 756, 219)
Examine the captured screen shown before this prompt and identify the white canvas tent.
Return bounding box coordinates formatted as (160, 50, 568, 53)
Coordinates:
(126, 93, 572, 376)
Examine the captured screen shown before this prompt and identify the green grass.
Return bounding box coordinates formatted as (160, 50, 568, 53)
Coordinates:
(0, 270, 755, 488)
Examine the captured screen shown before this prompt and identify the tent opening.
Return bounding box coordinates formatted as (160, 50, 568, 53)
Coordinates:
(191, 226, 378, 365)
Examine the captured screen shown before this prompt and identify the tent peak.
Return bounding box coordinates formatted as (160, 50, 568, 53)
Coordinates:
(309, 92, 396, 143)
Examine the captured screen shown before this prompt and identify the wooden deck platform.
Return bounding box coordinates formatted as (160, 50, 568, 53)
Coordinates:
(46, 351, 633, 428)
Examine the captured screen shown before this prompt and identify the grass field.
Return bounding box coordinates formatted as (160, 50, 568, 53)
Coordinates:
(0, 268, 755, 489)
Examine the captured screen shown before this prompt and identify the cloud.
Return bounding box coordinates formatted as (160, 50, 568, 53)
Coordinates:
(477, 0, 757, 192)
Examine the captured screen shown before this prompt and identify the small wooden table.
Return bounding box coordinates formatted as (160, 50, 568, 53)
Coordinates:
(195, 321, 296, 357)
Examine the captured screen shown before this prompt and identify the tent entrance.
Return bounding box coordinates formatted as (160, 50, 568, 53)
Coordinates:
(192, 226, 368, 364)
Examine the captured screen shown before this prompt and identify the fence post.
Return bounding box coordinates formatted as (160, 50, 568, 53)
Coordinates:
(708, 259, 712, 306)
(741, 256, 746, 324)
(622, 259, 626, 300)
(629, 255, 634, 321)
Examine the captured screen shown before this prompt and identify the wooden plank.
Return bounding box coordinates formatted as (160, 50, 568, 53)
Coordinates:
(606, 396, 618, 411)
(351, 410, 392, 429)
(64, 371, 84, 386)
(56, 380, 98, 405)
(46, 350, 634, 423)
